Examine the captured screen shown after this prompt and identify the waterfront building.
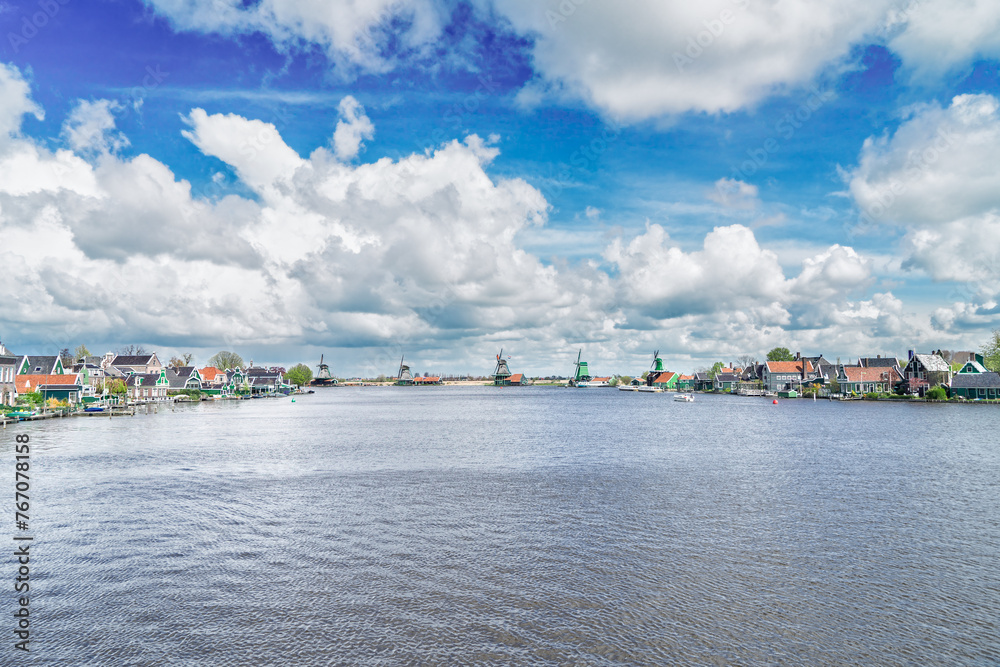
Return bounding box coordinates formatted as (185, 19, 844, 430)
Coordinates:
(762, 359, 814, 392)
(15, 373, 84, 404)
(838, 366, 903, 395)
(950, 353, 1000, 399)
(0, 353, 17, 405)
(901, 352, 952, 396)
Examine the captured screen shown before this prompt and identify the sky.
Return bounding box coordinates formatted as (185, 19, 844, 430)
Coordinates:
(1, 0, 1000, 377)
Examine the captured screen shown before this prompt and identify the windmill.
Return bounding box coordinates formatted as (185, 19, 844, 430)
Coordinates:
(396, 355, 414, 385)
(570, 349, 592, 387)
(312, 354, 336, 386)
(492, 349, 512, 386)
(647, 350, 663, 386)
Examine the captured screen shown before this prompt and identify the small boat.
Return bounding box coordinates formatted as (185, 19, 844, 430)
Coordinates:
(637, 385, 662, 393)
(84, 406, 106, 413)
(8, 411, 35, 418)
(618, 385, 637, 391)
(674, 394, 694, 402)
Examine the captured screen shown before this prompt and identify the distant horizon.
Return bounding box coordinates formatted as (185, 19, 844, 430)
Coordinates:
(3, 2, 1000, 372)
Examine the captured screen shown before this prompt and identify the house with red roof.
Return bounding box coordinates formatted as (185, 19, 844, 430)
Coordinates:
(762, 359, 815, 392)
(15, 373, 84, 404)
(838, 365, 903, 395)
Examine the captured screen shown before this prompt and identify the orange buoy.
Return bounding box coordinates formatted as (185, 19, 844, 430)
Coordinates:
(773, 399, 779, 404)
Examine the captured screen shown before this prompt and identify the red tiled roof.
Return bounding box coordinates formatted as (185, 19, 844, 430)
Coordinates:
(414, 376, 441, 383)
(765, 360, 814, 374)
(15, 374, 80, 394)
(678, 374, 693, 380)
(199, 366, 224, 381)
(592, 376, 611, 382)
(508, 373, 524, 383)
(843, 367, 900, 383)
(653, 371, 677, 384)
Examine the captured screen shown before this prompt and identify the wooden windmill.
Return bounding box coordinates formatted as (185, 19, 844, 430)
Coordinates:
(570, 349, 592, 387)
(395, 355, 414, 385)
(493, 349, 512, 386)
(646, 350, 664, 386)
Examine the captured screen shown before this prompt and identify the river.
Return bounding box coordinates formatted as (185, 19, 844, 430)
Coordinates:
(5, 387, 1000, 664)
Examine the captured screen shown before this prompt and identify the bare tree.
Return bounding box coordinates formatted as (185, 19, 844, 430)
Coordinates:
(736, 354, 758, 370)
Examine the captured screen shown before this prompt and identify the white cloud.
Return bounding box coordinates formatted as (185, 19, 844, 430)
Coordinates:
(707, 178, 759, 210)
(0, 63, 43, 141)
(143, 0, 445, 75)
(847, 93, 1000, 296)
(332, 95, 375, 161)
(61, 99, 130, 154)
(181, 108, 306, 194)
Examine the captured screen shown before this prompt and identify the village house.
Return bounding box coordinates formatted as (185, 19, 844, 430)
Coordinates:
(676, 374, 694, 391)
(838, 365, 903, 395)
(124, 372, 171, 401)
(949, 354, 1000, 400)
(901, 351, 952, 396)
(713, 371, 739, 392)
(652, 371, 678, 390)
(15, 373, 85, 405)
(762, 359, 814, 392)
(0, 353, 17, 406)
(166, 366, 203, 391)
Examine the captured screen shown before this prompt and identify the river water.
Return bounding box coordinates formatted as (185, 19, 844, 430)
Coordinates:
(5, 388, 1000, 664)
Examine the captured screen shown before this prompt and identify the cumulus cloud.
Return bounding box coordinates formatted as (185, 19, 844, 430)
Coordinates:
(0, 63, 43, 140)
(0, 61, 960, 370)
(332, 95, 375, 161)
(847, 93, 1000, 297)
(61, 99, 130, 154)
(142, 0, 445, 74)
(707, 178, 759, 210)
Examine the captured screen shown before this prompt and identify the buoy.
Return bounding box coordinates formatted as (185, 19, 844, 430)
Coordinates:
(773, 399, 779, 404)
(291, 399, 296, 403)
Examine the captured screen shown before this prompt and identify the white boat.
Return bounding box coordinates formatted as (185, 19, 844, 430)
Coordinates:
(637, 385, 662, 393)
(618, 385, 637, 391)
(674, 393, 694, 402)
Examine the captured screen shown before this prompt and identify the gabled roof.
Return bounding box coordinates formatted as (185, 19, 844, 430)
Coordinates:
(957, 360, 989, 374)
(508, 373, 524, 383)
(909, 354, 951, 373)
(652, 371, 677, 384)
(678, 374, 693, 381)
(166, 368, 201, 388)
(125, 373, 162, 388)
(0, 355, 19, 366)
(951, 372, 1000, 389)
(714, 372, 739, 383)
(111, 354, 158, 366)
(15, 374, 81, 394)
(20, 356, 61, 375)
(842, 366, 902, 383)
(0, 341, 13, 356)
(765, 360, 814, 374)
(860, 357, 900, 368)
(199, 367, 226, 382)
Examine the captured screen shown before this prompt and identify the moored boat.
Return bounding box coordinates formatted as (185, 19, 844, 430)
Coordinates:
(674, 393, 694, 402)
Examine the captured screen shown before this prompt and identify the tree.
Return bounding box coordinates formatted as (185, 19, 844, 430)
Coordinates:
(168, 354, 194, 368)
(767, 347, 794, 362)
(118, 345, 147, 356)
(59, 348, 74, 367)
(983, 329, 1000, 373)
(736, 354, 757, 370)
(285, 364, 313, 387)
(829, 377, 841, 394)
(926, 386, 948, 400)
(709, 361, 725, 379)
(74, 344, 91, 361)
(207, 351, 244, 370)
(618, 375, 632, 386)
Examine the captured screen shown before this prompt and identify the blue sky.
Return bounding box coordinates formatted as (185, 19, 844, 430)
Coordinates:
(2, 0, 1000, 376)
